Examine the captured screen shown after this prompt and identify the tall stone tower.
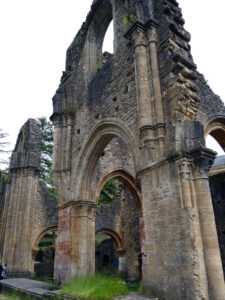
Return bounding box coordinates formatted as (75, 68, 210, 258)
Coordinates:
(50, 0, 225, 299)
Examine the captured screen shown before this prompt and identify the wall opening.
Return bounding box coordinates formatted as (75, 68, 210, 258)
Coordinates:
(102, 21, 114, 58)
(95, 177, 142, 278)
(95, 232, 118, 272)
(34, 230, 57, 279)
(206, 135, 224, 156)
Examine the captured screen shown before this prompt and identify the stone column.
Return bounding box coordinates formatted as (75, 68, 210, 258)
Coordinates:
(147, 21, 165, 157)
(54, 201, 96, 283)
(125, 23, 156, 162)
(52, 116, 61, 172)
(191, 148, 225, 300)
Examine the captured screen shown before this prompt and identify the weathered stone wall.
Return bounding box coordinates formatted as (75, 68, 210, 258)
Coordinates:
(50, 0, 225, 298)
(0, 119, 58, 277)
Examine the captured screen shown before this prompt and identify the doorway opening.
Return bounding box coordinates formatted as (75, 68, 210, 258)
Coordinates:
(34, 230, 57, 279)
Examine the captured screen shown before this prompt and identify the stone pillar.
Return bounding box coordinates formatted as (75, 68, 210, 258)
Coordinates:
(147, 21, 165, 157)
(0, 119, 41, 277)
(54, 201, 96, 283)
(125, 23, 156, 162)
(191, 148, 225, 300)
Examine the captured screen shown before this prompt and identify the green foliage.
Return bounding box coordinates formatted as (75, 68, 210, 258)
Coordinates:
(38, 231, 57, 250)
(98, 178, 117, 205)
(96, 66, 101, 73)
(126, 278, 141, 292)
(95, 233, 112, 252)
(0, 169, 9, 183)
(122, 14, 137, 28)
(59, 273, 128, 300)
(38, 117, 58, 199)
(63, 104, 76, 113)
(0, 129, 10, 167)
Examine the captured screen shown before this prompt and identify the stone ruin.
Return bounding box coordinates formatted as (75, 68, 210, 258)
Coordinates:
(1, 0, 225, 299)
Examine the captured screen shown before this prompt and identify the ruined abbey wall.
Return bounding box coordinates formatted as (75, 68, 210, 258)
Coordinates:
(0, 0, 225, 299)
(51, 0, 225, 298)
(0, 119, 58, 277)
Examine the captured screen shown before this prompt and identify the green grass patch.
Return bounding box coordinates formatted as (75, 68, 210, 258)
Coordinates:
(126, 278, 141, 292)
(1, 292, 35, 300)
(59, 273, 128, 300)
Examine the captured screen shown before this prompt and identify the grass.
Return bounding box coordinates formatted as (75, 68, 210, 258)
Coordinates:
(126, 278, 141, 292)
(0, 292, 35, 300)
(59, 273, 129, 300)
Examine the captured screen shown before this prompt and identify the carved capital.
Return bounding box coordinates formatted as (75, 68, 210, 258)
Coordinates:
(145, 19, 159, 43)
(190, 147, 216, 175)
(124, 22, 147, 48)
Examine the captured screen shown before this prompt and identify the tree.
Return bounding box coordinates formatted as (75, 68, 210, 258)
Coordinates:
(0, 129, 10, 168)
(98, 178, 117, 205)
(38, 117, 58, 198)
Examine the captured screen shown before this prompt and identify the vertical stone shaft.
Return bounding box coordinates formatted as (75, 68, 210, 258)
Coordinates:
(195, 175, 225, 299)
(148, 28, 163, 124)
(61, 117, 67, 170)
(65, 115, 72, 170)
(53, 118, 61, 171)
(133, 28, 154, 129)
(148, 26, 165, 156)
(178, 159, 193, 208)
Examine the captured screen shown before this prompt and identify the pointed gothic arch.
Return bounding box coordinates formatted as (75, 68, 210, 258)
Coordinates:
(74, 118, 141, 203)
(96, 228, 124, 251)
(95, 168, 142, 214)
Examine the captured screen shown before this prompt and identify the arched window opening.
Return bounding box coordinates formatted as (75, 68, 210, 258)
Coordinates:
(206, 135, 224, 156)
(85, 0, 113, 77)
(102, 21, 114, 61)
(205, 119, 225, 155)
(34, 230, 57, 279)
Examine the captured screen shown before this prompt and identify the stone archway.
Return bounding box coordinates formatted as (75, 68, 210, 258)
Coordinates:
(95, 228, 125, 273)
(54, 119, 140, 282)
(32, 226, 58, 260)
(95, 168, 142, 214)
(74, 119, 141, 203)
(32, 226, 58, 277)
(95, 170, 143, 277)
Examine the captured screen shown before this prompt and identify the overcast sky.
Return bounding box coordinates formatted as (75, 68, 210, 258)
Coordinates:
(0, 0, 225, 161)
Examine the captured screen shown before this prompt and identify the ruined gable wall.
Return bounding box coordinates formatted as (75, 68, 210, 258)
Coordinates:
(0, 119, 58, 276)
